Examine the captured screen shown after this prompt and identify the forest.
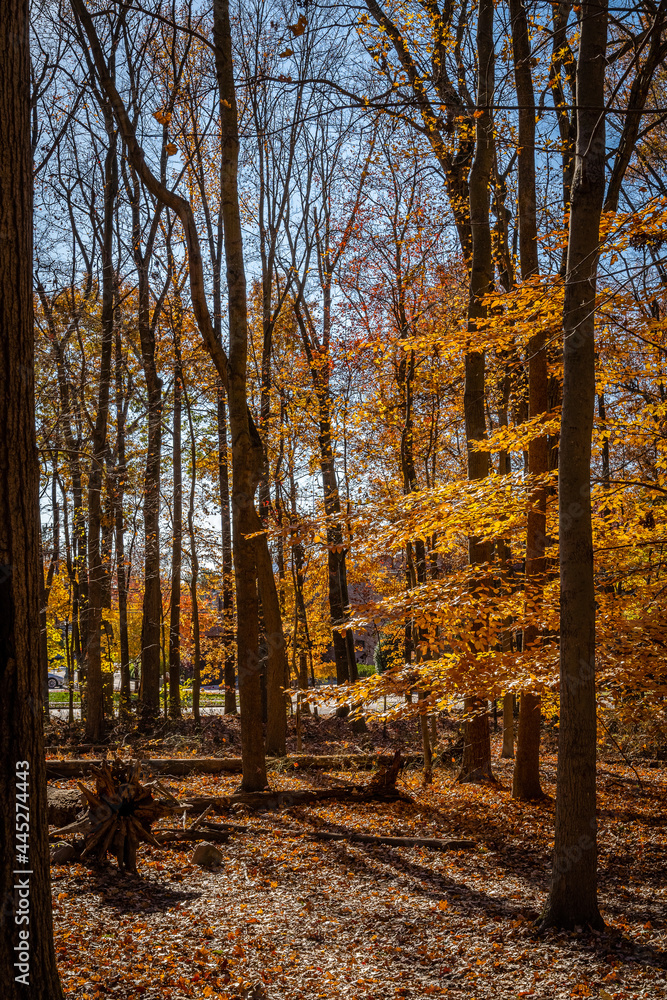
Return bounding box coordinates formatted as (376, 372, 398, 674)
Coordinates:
(1, 0, 666, 998)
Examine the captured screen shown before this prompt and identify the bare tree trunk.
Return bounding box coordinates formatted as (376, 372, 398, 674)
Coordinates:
(114, 324, 131, 715)
(312, 363, 358, 689)
(510, 0, 546, 800)
(73, 0, 266, 787)
(541, 0, 608, 931)
(213, 0, 267, 789)
(169, 347, 183, 719)
(460, 0, 494, 781)
(184, 385, 202, 727)
(255, 525, 287, 755)
(217, 388, 236, 713)
(85, 122, 117, 741)
(501, 693, 515, 758)
(0, 3, 64, 988)
(125, 170, 164, 723)
(419, 690, 433, 785)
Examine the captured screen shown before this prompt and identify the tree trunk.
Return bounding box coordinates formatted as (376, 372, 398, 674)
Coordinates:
(169, 333, 183, 718)
(184, 378, 202, 727)
(460, 0, 494, 781)
(255, 525, 287, 755)
(217, 389, 237, 713)
(315, 374, 358, 688)
(541, 0, 607, 931)
(510, 0, 546, 800)
(85, 126, 117, 741)
(114, 324, 131, 715)
(73, 0, 266, 787)
(0, 3, 64, 989)
(501, 693, 515, 758)
(213, 0, 267, 790)
(128, 181, 163, 723)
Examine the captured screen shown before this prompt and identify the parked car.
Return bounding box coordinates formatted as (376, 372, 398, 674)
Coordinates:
(48, 673, 65, 689)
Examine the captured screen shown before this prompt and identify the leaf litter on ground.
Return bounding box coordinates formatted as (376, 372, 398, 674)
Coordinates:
(48, 725, 667, 1000)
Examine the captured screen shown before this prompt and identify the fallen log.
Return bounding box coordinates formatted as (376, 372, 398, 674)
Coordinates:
(46, 752, 425, 780)
(46, 757, 244, 779)
(309, 831, 475, 851)
(181, 751, 410, 814)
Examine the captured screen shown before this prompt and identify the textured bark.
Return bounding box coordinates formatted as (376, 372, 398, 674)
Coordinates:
(255, 523, 287, 755)
(128, 178, 164, 722)
(513, 693, 543, 797)
(0, 3, 64, 991)
(550, 3, 577, 244)
(460, 701, 493, 779)
(217, 390, 236, 713)
(460, 0, 494, 781)
(184, 382, 202, 726)
(541, 0, 608, 931)
(169, 347, 183, 719)
(510, 0, 546, 801)
(213, 0, 267, 789)
(114, 324, 131, 714)
(501, 694, 515, 758)
(85, 125, 117, 741)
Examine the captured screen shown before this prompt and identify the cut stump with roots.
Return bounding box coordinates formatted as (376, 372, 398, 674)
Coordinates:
(52, 759, 178, 871)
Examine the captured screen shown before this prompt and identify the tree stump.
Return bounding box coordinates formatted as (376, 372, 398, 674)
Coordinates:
(52, 759, 177, 872)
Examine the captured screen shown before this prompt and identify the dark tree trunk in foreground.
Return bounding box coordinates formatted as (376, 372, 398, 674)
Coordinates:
(510, 0, 546, 800)
(541, 0, 608, 931)
(460, 0, 494, 781)
(0, 3, 64, 993)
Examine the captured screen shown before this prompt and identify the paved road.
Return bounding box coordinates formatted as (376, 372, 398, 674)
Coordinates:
(47, 695, 402, 721)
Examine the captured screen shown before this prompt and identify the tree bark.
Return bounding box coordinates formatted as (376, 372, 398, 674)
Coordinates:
(126, 173, 164, 723)
(460, 0, 494, 781)
(114, 322, 131, 715)
(254, 522, 287, 755)
(541, 0, 608, 931)
(0, 2, 64, 990)
(501, 693, 515, 758)
(213, 0, 267, 789)
(169, 344, 183, 719)
(510, 0, 546, 800)
(72, 0, 266, 787)
(217, 389, 236, 713)
(85, 122, 117, 741)
(184, 379, 202, 726)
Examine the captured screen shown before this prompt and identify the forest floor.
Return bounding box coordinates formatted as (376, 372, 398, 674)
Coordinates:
(46, 715, 667, 1000)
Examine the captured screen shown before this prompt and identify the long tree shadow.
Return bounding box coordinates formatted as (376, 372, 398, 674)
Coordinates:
(58, 858, 202, 916)
(302, 816, 667, 970)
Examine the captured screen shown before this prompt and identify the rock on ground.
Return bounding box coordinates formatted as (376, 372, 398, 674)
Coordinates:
(48, 786, 85, 826)
(192, 842, 224, 868)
